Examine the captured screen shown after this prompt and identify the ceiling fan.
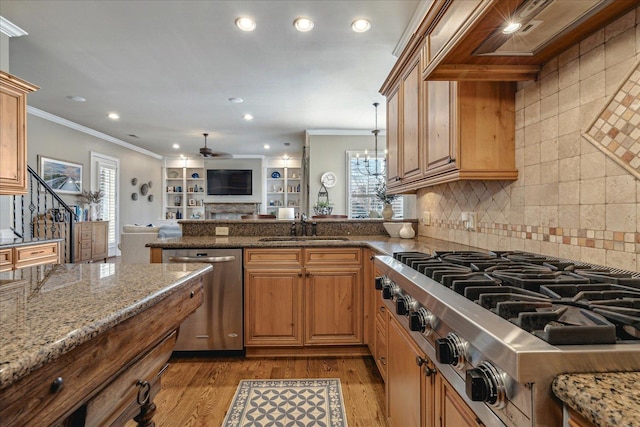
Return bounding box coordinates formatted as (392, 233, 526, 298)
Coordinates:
(199, 133, 232, 158)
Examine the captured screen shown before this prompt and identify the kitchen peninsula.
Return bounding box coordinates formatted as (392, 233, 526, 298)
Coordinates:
(0, 262, 211, 426)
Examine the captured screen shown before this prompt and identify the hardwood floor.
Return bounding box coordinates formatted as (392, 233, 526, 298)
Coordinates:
(140, 355, 386, 427)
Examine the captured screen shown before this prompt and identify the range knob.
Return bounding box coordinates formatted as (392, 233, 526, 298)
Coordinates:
(396, 294, 417, 316)
(465, 361, 507, 409)
(409, 307, 435, 334)
(382, 282, 400, 300)
(374, 276, 388, 290)
(435, 333, 467, 370)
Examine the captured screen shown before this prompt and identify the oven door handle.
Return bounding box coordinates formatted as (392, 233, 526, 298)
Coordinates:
(168, 256, 236, 263)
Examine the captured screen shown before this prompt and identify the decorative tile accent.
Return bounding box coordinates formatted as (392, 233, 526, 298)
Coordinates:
(222, 378, 348, 427)
(583, 58, 640, 179)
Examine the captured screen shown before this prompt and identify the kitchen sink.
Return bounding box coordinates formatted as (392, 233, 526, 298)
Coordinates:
(259, 236, 350, 242)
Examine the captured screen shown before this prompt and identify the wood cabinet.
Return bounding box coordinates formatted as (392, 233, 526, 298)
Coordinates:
(565, 407, 595, 427)
(435, 375, 483, 427)
(387, 315, 435, 427)
(374, 294, 388, 381)
(0, 71, 38, 196)
(244, 247, 363, 351)
(75, 221, 108, 262)
(0, 241, 60, 272)
(385, 47, 427, 190)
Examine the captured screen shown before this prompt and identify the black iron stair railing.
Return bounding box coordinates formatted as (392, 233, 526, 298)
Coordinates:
(11, 165, 76, 262)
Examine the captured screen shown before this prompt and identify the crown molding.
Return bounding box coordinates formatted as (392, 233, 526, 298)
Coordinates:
(393, 0, 433, 57)
(28, 106, 164, 160)
(0, 16, 28, 37)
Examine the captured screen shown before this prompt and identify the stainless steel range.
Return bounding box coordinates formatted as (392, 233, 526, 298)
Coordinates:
(374, 251, 640, 427)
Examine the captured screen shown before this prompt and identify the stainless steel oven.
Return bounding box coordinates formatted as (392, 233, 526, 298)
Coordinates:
(163, 248, 243, 352)
(375, 251, 640, 426)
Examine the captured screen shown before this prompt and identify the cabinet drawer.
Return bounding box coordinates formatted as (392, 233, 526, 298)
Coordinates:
(0, 248, 13, 271)
(244, 248, 303, 267)
(304, 248, 361, 266)
(14, 242, 58, 268)
(375, 291, 387, 325)
(85, 331, 176, 427)
(374, 320, 387, 381)
(80, 230, 93, 241)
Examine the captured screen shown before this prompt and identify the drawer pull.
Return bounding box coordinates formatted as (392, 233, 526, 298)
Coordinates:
(190, 290, 195, 298)
(136, 380, 151, 405)
(379, 307, 386, 313)
(379, 356, 387, 366)
(31, 250, 46, 255)
(424, 367, 436, 377)
(50, 377, 64, 393)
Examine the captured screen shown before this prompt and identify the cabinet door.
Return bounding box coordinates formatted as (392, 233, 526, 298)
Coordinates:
(436, 375, 481, 427)
(374, 316, 388, 381)
(0, 73, 36, 195)
(387, 316, 426, 427)
(244, 268, 304, 346)
(386, 88, 400, 186)
(401, 57, 423, 182)
(363, 249, 377, 351)
(426, 81, 455, 173)
(305, 267, 362, 345)
(91, 222, 108, 260)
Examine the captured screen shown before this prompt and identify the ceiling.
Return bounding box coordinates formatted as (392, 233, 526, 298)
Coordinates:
(1, 0, 423, 159)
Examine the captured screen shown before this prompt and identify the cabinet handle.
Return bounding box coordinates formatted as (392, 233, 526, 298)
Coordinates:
(298, 272, 303, 277)
(379, 356, 387, 366)
(190, 290, 195, 298)
(416, 356, 426, 366)
(424, 367, 436, 377)
(136, 380, 151, 405)
(369, 255, 375, 261)
(31, 250, 46, 255)
(379, 307, 386, 313)
(50, 377, 64, 393)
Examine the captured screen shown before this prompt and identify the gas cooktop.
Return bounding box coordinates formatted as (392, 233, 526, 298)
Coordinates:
(392, 251, 640, 345)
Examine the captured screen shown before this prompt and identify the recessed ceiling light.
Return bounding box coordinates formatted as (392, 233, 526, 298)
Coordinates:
(67, 95, 86, 102)
(293, 17, 314, 32)
(502, 22, 522, 34)
(228, 97, 244, 103)
(235, 17, 256, 32)
(351, 19, 371, 33)
(172, 143, 180, 149)
(107, 113, 120, 120)
(243, 114, 254, 121)
(264, 144, 270, 149)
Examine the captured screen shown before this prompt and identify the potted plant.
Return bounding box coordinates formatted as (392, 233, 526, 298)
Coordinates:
(374, 181, 397, 220)
(77, 189, 104, 221)
(313, 200, 333, 216)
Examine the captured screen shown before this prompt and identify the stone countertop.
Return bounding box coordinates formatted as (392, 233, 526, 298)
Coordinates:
(146, 235, 476, 255)
(0, 262, 212, 390)
(553, 372, 640, 427)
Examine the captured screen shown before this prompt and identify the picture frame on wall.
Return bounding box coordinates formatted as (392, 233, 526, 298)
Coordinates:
(38, 155, 83, 194)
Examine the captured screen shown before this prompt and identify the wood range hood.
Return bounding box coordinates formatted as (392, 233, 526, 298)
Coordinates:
(420, 0, 638, 81)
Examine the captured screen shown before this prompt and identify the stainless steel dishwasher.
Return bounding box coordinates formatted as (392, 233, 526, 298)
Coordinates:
(163, 248, 243, 352)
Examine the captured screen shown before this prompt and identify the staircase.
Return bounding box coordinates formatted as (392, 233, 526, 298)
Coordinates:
(10, 165, 76, 262)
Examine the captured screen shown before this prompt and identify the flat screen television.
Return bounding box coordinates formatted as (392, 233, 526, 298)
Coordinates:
(206, 169, 253, 196)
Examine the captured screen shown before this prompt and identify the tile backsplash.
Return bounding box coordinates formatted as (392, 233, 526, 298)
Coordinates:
(417, 7, 640, 272)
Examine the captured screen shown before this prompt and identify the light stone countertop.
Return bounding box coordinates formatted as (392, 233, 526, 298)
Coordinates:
(553, 372, 640, 427)
(0, 263, 212, 390)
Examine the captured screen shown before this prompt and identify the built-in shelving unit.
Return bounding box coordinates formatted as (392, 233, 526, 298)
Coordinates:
(163, 158, 205, 220)
(264, 157, 302, 217)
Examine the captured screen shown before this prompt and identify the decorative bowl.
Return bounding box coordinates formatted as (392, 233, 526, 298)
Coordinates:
(383, 222, 407, 238)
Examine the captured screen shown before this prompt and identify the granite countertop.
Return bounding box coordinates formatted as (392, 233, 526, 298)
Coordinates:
(146, 234, 476, 255)
(0, 262, 212, 390)
(553, 372, 640, 427)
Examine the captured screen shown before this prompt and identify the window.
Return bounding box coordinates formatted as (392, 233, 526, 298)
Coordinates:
(91, 152, 119, 257)
(347, 151, 403, 219)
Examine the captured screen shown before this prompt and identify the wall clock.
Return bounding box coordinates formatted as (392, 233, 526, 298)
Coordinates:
(321, 171, 337, 188)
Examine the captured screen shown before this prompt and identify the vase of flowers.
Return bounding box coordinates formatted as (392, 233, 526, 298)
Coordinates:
(77, 189, 104, 221)
(375, 181, 397, 221)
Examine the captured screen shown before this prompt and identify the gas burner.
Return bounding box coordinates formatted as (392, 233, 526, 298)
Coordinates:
(436, 251, 498, 267)
(491, 271, 589, 291)
(574, 269, 640, 288)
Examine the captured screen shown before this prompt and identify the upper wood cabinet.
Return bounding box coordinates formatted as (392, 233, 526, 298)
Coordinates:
(0, 71, 38, 195)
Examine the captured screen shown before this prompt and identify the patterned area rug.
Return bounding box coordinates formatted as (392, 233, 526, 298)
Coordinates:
(222, 378, 348, 427)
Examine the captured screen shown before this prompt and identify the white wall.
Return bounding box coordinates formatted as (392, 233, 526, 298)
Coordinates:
(307, 133, 416, 218)
(26, 115, 163, 229)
